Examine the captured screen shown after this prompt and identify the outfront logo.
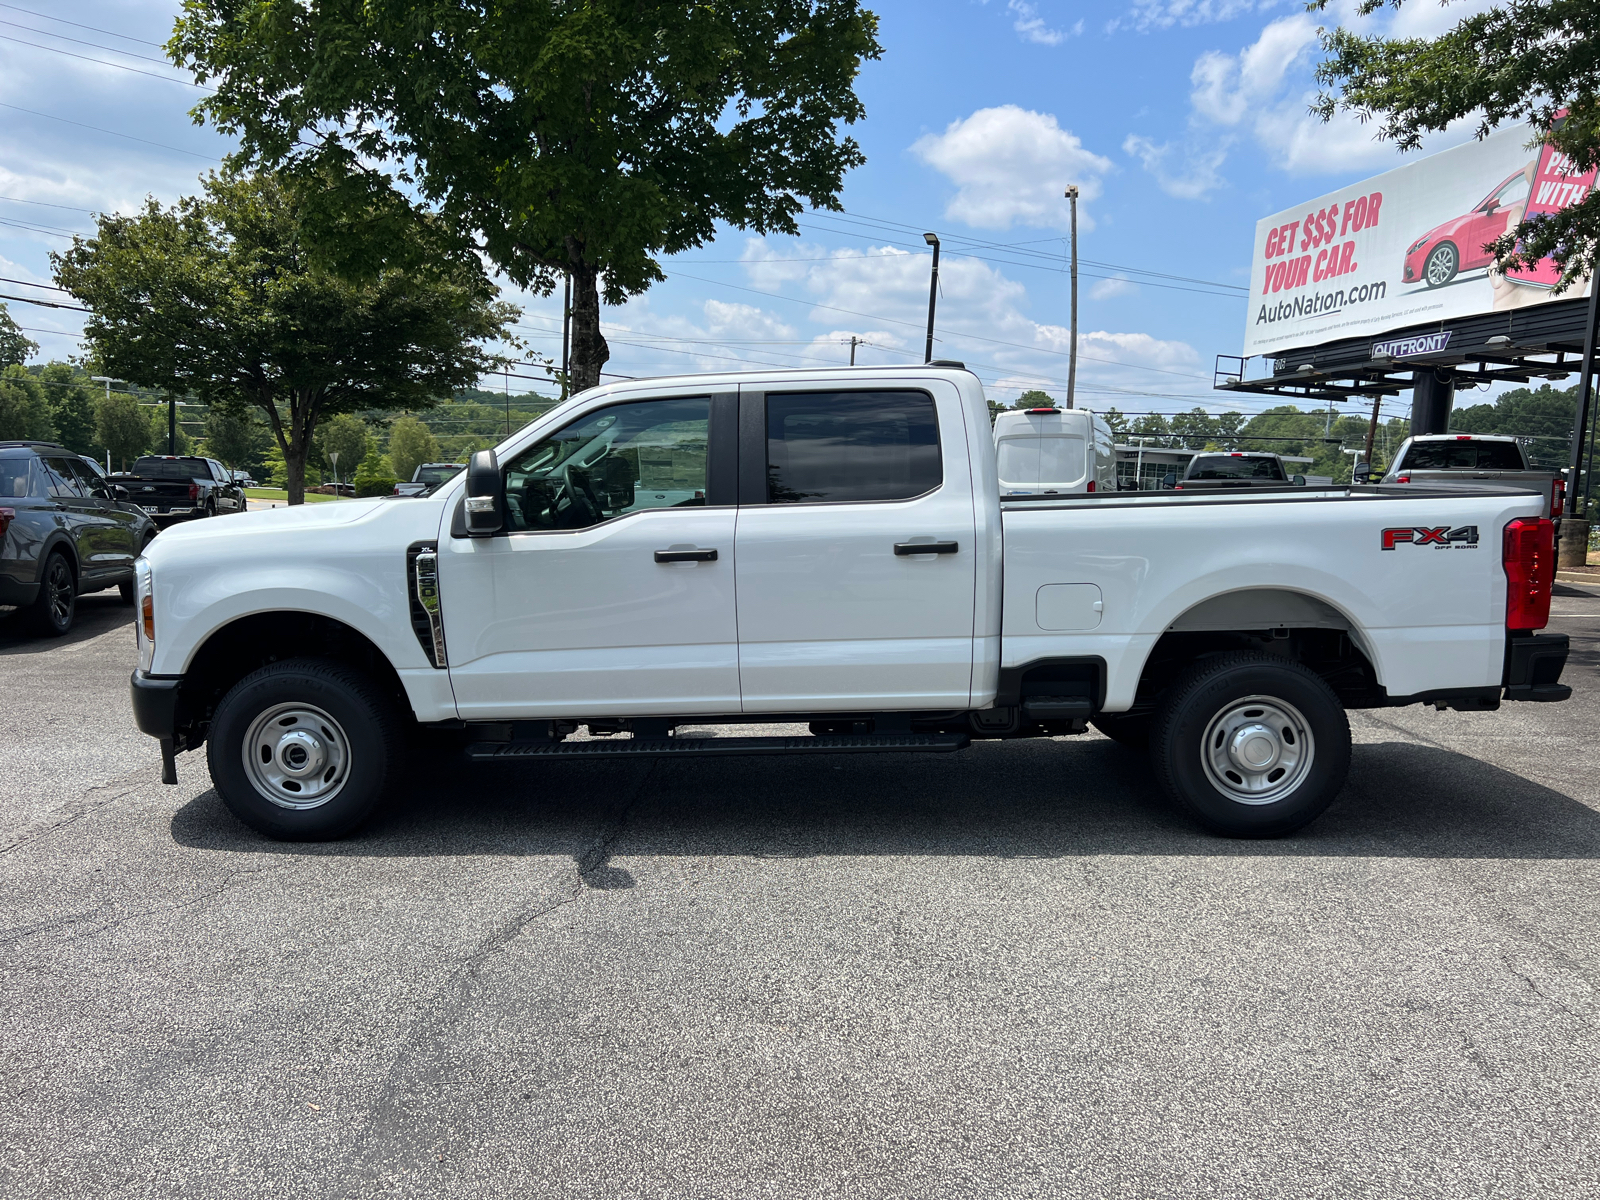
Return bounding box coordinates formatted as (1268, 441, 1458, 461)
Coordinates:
(1382, 525, 1479, 550)
(1372, 331, 1452, 359)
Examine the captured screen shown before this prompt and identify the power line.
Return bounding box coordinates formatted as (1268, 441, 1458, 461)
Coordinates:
(0, 291, 88, 311)
(0, 274, 66, 291)
(0, 18, 180, 67)
(0, 215, 80, 238)
(0, 31, 209, 88)
(0, 101, 220, 159)
(0, 3, 165, 48)
(0, 193, 97, 214)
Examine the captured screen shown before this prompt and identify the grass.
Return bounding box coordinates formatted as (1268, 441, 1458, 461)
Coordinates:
(243, 488, 349, 504)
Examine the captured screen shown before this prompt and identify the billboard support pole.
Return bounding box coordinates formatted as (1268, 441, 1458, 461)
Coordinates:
(1568, 271, 1600, 518)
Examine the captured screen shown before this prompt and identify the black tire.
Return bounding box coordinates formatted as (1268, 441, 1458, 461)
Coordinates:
(1423, 241, 1458, 288)
(1150, 652, 1350, 838)
(25, 552, 75, 637)
(207, 658, 402, 840)
(1090, 711, 1152, 749)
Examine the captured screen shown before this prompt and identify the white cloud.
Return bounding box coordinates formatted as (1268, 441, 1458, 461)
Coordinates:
(1117, 0, 1277, 33)
(1122, 134, 1231, 199)
(1090, 274, 1139, 300)
(910, 106, 1114, 231)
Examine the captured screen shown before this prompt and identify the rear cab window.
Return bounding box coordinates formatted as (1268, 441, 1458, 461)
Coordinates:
(1403, 440, 1526, 470)
(1185, 455, 1286, 481)
(765, 390, 941, 503)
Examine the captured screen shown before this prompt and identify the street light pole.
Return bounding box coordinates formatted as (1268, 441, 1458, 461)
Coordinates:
(561, 272, 572, 401)
(922, 233, 941, 363)
(1065, 186, 1079, 410)
(90, 375, 122, 468)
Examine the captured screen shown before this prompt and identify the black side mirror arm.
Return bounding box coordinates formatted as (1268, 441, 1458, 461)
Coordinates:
(465, 449, 505, 537)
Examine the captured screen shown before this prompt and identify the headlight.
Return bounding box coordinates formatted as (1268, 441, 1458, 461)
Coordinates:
(134, 558, 154, 673)
(1408, 236, 1430, 253)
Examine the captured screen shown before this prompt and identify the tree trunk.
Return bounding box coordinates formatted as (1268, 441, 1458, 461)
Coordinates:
(568, 262, 610, 393)
(284, 434, 307, 505)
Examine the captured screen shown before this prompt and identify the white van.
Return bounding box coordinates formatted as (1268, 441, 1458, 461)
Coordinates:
(993, 404, 1118, 496)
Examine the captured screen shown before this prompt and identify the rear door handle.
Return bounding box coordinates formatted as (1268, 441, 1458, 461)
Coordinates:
(654, 548, 718, 563)
(894, 541, 959, 556)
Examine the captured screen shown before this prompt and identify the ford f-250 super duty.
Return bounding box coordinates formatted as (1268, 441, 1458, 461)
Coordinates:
(128, 365, 1569, 841)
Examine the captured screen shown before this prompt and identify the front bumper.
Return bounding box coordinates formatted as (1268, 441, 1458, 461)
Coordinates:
(1504, 633, 1571, 701)
(130, 670, 180, 738)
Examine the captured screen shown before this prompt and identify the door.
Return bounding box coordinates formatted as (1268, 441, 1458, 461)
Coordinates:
(209, 459, 244, 511)
(39, 456, 122, 585)
(61, 456, 139, 573)
(441, 391, 741, 720)
(733, 386, 978, 712)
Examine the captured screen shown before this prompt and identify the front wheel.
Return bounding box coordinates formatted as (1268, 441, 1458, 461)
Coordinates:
(1151, 653, 1350, 837)
(1423, 241, 1458, 288)
(207, 658, 402, 840)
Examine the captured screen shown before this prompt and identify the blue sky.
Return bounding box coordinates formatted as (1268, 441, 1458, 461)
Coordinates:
(0, 0, 1494, 420)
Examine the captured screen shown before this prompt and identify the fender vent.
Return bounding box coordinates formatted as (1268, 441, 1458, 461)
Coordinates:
(406, 542, 447, 668)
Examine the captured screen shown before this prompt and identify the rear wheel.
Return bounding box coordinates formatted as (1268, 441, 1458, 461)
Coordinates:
(25, 552, 75, 637)
(207, 658, 401, 840)
(1151, 653, 1350, 837)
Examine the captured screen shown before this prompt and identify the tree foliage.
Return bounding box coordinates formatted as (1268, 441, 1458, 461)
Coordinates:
(316, 413, 369, 481)
(1451, 382, 1579, 466)
(52, 171, 518, 503)
(352, 443, 397, 497)
(0, 304, 36, 369)
(204, 406, 272, 469)
(387, 415, 440, 484)
(170, 1, 883, 391)
(38, 364, 97, 455)
(0, 366, 51, 441)
(96, 390, 149, 469)
(1313, 0, 1600, 285)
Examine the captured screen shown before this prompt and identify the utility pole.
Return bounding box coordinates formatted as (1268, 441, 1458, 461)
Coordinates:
(849, 336, 858, 366)
(1561, 268, 1600, 566)
(91, 376, 121, 470)
(1362, 394, 1382, 473)
(561, 272, 573, 401)
(167, 395, 176, 455)
(1065, 186, 1079, 410)
(504, 366, 511, 438)
(922, 233, 941, 362)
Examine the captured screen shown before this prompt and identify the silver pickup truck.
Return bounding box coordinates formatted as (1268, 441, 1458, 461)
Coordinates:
(1378, 435, 1564, 518)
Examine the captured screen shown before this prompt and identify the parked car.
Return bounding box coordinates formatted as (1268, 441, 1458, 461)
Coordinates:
(394, 462, 467, 498)
(131, 365, 1566, 842)
(1, 441, 156, 636)
(230, 470, 257, 488)
(993, 405, 1117, 495)
(1375, 434, 1564, 517)
(1401, 168, 1531, 288)
(1174, 452, 1306, 490)
(109, 455, 247, 524)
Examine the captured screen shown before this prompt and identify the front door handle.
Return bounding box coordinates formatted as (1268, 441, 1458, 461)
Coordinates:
(894, 541, 959, 556)
(654, 548, 718, 563)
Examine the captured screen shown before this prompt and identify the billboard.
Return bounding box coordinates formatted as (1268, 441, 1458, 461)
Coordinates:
(1244, 122, 1597, 358)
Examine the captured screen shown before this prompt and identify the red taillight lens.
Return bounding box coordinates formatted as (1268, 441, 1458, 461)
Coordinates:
(1087, 480, 1096, 493)
(1397, 475, 1410, 483)
(188, 483, 199, 501)
(0, 506, 13, 538)
(1551, 478, 1566, 519)
(1504, 517, 1554, 630)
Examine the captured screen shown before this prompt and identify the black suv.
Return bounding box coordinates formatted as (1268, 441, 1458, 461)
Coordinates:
(0, 441, 158, 636)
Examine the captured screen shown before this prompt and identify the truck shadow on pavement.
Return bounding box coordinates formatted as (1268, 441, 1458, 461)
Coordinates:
(168, 736, 1600, 867)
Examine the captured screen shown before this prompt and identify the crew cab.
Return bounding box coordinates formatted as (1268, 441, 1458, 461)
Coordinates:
(128, 365, 1569, 842)
(1377, 434, 1564, 518)
(111, 455, 246, 523)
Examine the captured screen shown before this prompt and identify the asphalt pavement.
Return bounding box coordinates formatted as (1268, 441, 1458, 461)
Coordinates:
(3, 586, 1600, 1198)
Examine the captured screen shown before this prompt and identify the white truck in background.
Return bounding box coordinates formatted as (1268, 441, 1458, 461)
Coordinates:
(1378, 433, 1565, 518)
(129, 364, 1569, 843)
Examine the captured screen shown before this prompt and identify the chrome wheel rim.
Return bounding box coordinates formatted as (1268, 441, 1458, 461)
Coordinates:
(241, 702, 350, 810)
(1426, 247, 1455, 285)
(1200, 694, 1314, 806)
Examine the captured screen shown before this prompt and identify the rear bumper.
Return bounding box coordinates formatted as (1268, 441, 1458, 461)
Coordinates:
(1504, 633, 1571, 702)
(0, 575, 38, 606)
(130, 670, 181, 738)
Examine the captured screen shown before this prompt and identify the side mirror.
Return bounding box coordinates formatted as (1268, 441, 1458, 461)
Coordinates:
(112, 484, 130, 500)
(1161, 473, 1177, 490)
(1352, 464, 1372, 484)
(1293, 474, 1307, 486)
(464, 449, 504, 536)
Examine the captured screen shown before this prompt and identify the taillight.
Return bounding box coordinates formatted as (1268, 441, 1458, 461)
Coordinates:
(188, 483, 199, 501)
(1396, 475, 1410, 483)
(1504, 517, 1554, 630)
(1551, 477, 1566, 519)
(1087, 480, 1096, 493)
(0, 507, 13, 538)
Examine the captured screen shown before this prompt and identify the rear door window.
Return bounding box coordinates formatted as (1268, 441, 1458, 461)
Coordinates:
(765, 390, 941, 504)
(41, 458, 84, 498)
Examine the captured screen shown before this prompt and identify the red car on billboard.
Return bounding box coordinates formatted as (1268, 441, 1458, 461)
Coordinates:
(1401, 169, 1531, 288)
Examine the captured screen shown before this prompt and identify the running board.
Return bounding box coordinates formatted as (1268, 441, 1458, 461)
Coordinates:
(465, 732, 970, 760)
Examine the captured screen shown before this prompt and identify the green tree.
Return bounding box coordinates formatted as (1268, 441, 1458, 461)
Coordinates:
(53, 171, 517, 504)
(1313, 0, 1600, 284)
(352, 443, 397, 498)
(96, 390, 148, 469)
(1098, 407, 1130, 439)
(0, 303, 36, 368)
(147, 403, 194, 454)
(1451, 382, 1577, 466)
(172, 1, 883, 393)
(1015, 389, 1057, 409)
(204, 405, 271, 470)
(387, 415, 440, 484)
(38, 364, 97, 454)
(0, 365, 52, 440)
(316, 413, 369, 485)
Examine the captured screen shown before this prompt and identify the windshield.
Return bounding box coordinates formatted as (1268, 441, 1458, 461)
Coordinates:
(130, 457, 208, 480)
(1402, 440, 1525, 470)
(416, 465, 463, 486)
(1185, 455, 1286, 481)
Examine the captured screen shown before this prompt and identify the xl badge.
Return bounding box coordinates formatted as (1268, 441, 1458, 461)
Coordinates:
(1382, 525, 1479, 550)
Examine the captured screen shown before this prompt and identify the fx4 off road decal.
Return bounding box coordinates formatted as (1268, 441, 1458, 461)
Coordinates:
(1381, 525, 1479, 550)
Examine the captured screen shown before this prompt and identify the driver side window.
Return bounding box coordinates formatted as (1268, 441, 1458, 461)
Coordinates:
(501, 396, 710, 532)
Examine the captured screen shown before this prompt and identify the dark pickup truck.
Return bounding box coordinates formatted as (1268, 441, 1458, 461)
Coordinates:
(1171, 452, 1308, 491)
(111, 455, 246, 523)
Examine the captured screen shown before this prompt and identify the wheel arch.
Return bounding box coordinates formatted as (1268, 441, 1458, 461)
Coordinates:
(36, 531, 80, 584)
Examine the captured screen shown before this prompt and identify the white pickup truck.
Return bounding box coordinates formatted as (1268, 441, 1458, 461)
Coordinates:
(129, 365, 1570, 842)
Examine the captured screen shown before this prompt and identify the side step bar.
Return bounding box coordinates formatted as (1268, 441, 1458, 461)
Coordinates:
(466, 732, 970, 761)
